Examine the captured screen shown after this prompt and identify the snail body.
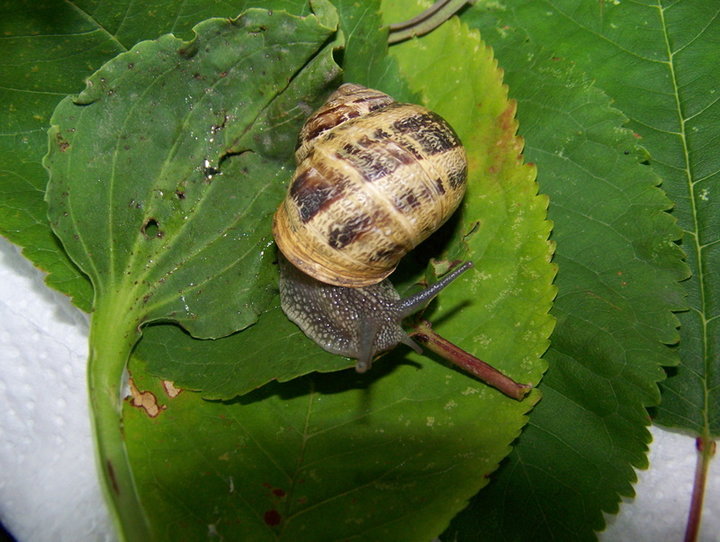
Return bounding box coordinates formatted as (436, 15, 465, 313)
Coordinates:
(273, 84, 469, 371)
(279, 255, 472, 372)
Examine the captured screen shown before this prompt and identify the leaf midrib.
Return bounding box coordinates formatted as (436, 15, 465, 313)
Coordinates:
(657, 0, 712, 432)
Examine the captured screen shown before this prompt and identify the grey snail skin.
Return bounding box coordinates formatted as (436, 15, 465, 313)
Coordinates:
(273, 83, 470, 372)
(278, 255, 473, 372)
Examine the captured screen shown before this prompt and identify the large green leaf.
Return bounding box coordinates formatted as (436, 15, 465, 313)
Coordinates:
(134, 0, 418, 397)
(379, 12, 556, 417)
(121, 6, 554, 539)
(41, 7, 341, 538)
(484, 2, 720, 538)
(4, 0, 553, 539)
(426, 2, 690, 540)
(136, 302, 349, 398)
(45, 11, 340, 339)
(479, 0, 718, 445)
(0, 0, 315, 313)
(124, 352, 535, 541)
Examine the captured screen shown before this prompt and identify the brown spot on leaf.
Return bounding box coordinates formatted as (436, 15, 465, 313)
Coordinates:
(56, 133, 70, 152)
(106, 460, 120, 495)
(263, 509, 281, 526)
(162, 380, 182, 398)
(128, 378, 165, 418)
(177, 44, 198, 58)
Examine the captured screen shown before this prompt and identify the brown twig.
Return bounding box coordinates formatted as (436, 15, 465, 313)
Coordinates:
(411, 320, 532, 401)
(684, 435, 717, 542)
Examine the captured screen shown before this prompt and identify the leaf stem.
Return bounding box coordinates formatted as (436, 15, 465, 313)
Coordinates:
(88, 294, 152, 541)
(387, 0, 470, 44)
(684, 435, 716, 542)
(411, 320, 532, 401)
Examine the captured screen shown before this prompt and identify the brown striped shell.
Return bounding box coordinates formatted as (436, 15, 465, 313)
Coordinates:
(273, 83, 467, 287)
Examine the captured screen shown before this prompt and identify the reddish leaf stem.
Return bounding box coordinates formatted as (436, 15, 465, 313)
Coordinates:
(684, 435, 716, 542)
(411, 320, 532, 401)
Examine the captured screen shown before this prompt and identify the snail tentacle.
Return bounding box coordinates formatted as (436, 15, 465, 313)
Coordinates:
(394, 261, 474, 318)
(354, 318, 379, 373)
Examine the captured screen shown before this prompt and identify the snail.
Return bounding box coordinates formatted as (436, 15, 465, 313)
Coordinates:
(273, 83, 470, 372)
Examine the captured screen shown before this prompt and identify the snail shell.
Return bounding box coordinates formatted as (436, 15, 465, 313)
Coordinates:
(273, 83, 467, 288)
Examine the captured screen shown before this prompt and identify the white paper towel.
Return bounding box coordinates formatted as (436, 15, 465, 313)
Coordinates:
(0, 240, 113, 542)
(0, 237, 717, 542)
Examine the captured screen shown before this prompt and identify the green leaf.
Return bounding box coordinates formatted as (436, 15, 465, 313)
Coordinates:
(135, 0, 417, 396)
(42, 7, 341, 538)
(378, 11, 556, 407)
(332, 0, 414, 99)
(0, 0, 119, 312)
(471, 0, 719, 444)
(137, 302, 349, 398)
(0, 0, 315, 313)
(67, 1, 316, 46)
(429, 3, 690, 541)
(122, 6, 554, 539)
(124, 351, 538, 541)
(494, 3, 719, 536)
(46, 11, 340, 338)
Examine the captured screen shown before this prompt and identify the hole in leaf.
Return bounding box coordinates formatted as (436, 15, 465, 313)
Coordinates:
(142, 218, 162, 239)
(217, 148, 253, 169)
(178, 43, 198, 59)
(203, 164, 221, 178)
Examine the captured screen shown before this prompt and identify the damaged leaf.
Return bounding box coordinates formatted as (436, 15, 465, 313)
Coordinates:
(43, 6, 341, 538)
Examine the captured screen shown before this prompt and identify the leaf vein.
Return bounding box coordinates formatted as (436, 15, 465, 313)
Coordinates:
(64, 0, 127, 52)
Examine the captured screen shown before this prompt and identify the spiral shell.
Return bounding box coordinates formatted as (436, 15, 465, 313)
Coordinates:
(273, 83, 467, 287)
